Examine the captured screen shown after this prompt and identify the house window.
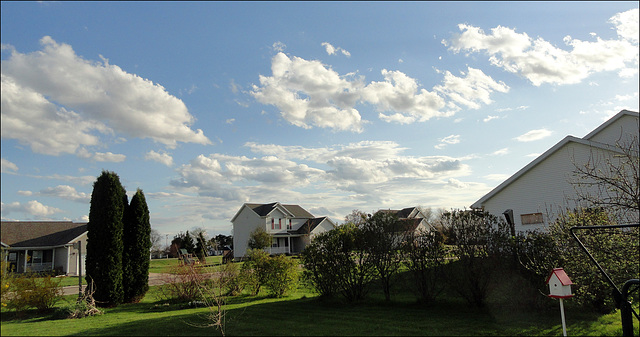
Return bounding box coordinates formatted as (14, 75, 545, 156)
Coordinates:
(521, 213, 544, 225)
(32, 250, 43, 264)
(43, 250, 53, 263)
(278, 218, 282, 230)
(272, 238, 279, 248)
(287, 219, 292, 230)
(271, 218, 274, 230)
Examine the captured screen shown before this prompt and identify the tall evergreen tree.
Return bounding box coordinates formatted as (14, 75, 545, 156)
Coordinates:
(122, 189, 152, 303)
(86, 170, 127, 306)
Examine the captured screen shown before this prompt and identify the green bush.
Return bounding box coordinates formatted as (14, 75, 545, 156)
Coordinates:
(240, 249, 270, 296)
(262, 254, 299, 298)
(403, 228, 447, 304)
(6, 274, 63, 312)
(441, 210, 511, 308)
(301, 223, 375, 302)
(550, 209, 639, 313)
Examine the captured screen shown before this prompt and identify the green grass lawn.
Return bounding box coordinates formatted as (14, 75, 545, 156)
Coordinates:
(2, 259, 638, 336)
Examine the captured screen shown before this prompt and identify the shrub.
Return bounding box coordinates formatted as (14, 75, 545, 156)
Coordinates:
(6, 274, 63, 312)
(549, 209, 639, 313)
(156, 263, 212, 302)
(301, 223, 375, 302)
(441, 210, 511, 308)
(218, 262, 243, 296)
(240, 249, 270, 296)
(403, 228, 447, 304)
(262, 254, 299, 298)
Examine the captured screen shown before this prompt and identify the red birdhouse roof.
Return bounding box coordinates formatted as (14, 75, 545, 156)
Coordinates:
(546, 268, 573, 286)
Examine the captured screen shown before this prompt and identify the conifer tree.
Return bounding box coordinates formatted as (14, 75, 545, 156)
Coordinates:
(86, 170, 127, 306)
(122, 189, 151, 303)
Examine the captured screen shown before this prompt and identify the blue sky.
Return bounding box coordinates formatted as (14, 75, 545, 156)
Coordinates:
(1, 2, 638, 240)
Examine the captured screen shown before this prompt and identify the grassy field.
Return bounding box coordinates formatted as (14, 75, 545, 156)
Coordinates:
(1, 258, 638, 336)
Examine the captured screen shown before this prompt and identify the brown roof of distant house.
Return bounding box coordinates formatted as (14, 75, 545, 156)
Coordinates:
(0, 221, 87, 248)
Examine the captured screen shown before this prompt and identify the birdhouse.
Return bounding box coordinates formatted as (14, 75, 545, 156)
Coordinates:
(546, 268, 574, 298)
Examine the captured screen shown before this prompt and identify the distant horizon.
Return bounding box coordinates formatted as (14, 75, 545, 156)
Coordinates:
(2, 2, 638, 240)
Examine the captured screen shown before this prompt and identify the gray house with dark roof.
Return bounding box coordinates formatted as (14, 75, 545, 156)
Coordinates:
(1, 221, 87, 275)
(231, 202, 335, 259)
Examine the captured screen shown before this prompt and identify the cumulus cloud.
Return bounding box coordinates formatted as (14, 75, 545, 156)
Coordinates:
(39, 185, 90, 203)
(444, 9, 639, 85)
(515, 128, 552, 142)
(1, 200, 62, 218)
(145, 150, 174, 167)
(1, 158, 18, 173)
(1, 36, 211, 157)
(171, 141, 472, 208)
(252, 53, 508, 131)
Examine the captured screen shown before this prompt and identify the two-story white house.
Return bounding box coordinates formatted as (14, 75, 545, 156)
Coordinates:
(231, 202, 336, 259)
(471, 109, 639, 232)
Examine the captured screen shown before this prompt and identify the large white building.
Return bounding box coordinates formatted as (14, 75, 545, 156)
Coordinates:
(471, 110, 639, 232)
(231, 202, 335, 259)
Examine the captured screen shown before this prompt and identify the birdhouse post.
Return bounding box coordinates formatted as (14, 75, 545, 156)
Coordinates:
(546, 268, 573, 336)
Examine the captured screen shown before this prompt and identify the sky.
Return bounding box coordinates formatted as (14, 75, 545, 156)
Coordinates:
(1, 2, 638, 241)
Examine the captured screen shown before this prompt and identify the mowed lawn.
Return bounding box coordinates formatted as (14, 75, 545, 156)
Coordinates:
(1, 258, 637, 336)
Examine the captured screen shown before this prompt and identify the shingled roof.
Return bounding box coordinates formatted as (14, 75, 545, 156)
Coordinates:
(245, 202, 315, 218)
(1, 221, 87, 248)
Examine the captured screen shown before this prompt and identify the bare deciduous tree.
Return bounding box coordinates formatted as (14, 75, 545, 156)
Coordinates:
(570, 130, 639, 224)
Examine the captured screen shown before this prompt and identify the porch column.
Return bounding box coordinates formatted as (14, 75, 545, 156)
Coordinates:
(51, 249, 56, 271)
(24, 249, 28, 272)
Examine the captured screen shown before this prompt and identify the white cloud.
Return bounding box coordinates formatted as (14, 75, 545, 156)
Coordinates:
(76, 148, 126, 162)
(433, 67, 509, 110)
(1, 158, 18, 173)
(1, 200, 62, 218)
(39, 185, 90, 203)
(321, 42, 351, 57)
(272, 41, 286, 52)
(491, 147, 509, 156)
(483, 115, 500, 122)
(172, 141, 472, 210)
(515, 128, 553, 142)
(1, 36, 211, 157)
(92, 151, 126, 162)
(610, 8, 639, 43)
(251, 52, 365, 132)
(252, 53, 508, 132)
(145, 150, 174, 167)
(445, 10, 639, 86)
(434, 134, 460, 149)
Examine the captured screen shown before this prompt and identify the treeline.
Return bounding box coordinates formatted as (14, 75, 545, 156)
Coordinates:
(301, 208, 639, 313)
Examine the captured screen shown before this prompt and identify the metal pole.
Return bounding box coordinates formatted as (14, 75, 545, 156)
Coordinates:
(559, 298, 567, 337)
(78, 241, 82, 299)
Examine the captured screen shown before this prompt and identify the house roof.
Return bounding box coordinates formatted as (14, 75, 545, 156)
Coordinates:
(0, 221, 87, 248)
(471, 110, 638, 209)
(378, 207, 420, 219)
(546, 268, 573, 286)
(231, 202, 315, 222)
(293, 217, 332, 234)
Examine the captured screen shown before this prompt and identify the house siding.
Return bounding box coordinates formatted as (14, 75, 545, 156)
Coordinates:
(232, 205, 265, 259)
(481, 142, 596, 232)
(475, 110, 639, 232)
